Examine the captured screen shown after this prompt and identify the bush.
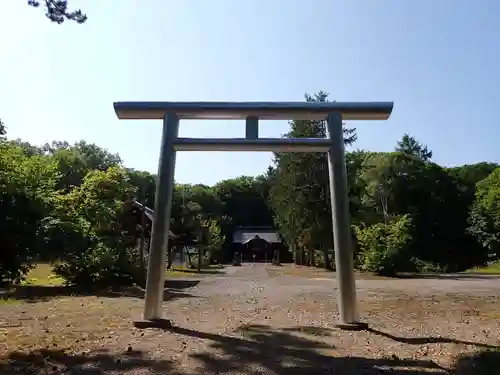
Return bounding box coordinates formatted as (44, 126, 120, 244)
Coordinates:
(0, 262, 34, 286)
(0, 142, 59, 285)
(54, 243, 143, 288)
(411, 258, 448, 273)
(354, 215, 414, 276)
(468, 168, 500, 262)
(50, 166, 145, 288)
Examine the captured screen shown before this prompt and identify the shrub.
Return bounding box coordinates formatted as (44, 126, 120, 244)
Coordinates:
(0, 142, 59, 285)
(54, 242, 143, 288)
(50, 166, 145, 288)
(354, 215, 414, 276)
(468, 168, 500, 263)
(411, 258, 448, 273)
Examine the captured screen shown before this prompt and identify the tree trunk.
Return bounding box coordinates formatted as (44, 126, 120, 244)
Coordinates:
(299, 246, 304, 265)
(323, 248, 330, 270)
(186, 247, 194, 268)
(138, 211, 146, 276)
(293, 243, 299, 265)
(197, 247, 202, 271)
(308, 248, 316, 267)
(166, 244, 173, 269)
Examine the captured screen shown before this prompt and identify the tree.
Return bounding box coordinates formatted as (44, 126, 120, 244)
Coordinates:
(269, 91, 358, 268)
(468, 168, 500, 262)
(395, 134, 432, 161)
(214, 177, 273, 227)
(354, 214, 414, 276)
(0, 119, 6, 138)
(362, 152, 478, 271)
(28, 0, 87, 24)
(51, 148, 89, 192)
(51, 166, 140, 286)
(71, 141, 122, 171)
(9, 139, 44, 157)
(447, 162, 499, 207)
(3, 92, 500, 287)
(448, 162, 499, 188)
(0, 142, 59, 284)
(345, 150, 372, 224)
(201, 219, 226, 263)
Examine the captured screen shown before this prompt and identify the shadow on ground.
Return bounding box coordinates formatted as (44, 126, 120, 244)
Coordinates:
(1, 323, 499, 374)
(282, 325, 500, 350)
(0, 348, 175, 375)
(0, 279, 200, 303)
(365, 327, 500, 349)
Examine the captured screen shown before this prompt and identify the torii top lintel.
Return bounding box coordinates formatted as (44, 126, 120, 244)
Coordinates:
(113, 101, 394, 121)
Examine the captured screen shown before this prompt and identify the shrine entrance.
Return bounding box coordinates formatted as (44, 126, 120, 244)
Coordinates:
(231, 227, 284, 264)
(244, 236, 269, 263)
(113, 100, 393, 330)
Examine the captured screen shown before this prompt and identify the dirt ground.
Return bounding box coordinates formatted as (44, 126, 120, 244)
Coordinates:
(1, 264, 500, 374)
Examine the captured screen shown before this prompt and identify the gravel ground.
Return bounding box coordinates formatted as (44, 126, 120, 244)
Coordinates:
(1, 264, 500, 374)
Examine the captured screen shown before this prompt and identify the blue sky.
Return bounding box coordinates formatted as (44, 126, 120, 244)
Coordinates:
(1, 1, 499, 185)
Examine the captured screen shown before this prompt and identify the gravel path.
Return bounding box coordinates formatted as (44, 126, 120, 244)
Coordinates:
(2, 264, 500, 374)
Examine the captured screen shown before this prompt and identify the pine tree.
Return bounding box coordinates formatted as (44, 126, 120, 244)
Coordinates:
(269, 92, 357, 269)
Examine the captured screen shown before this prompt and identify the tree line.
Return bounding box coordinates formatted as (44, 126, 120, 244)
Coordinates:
(1, 92, 499, 287)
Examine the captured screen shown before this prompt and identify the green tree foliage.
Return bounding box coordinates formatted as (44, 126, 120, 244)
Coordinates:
(448, 162, 499, 188)
(0, 119, 6, 138)
(468, 168, 500, 261)
(71, 141, 122, 171)
(395, 133, 432, 161)
(214, 176, 273, 228)
(201, 219, 226, 262)
(0, 141, 59, 284)
(447, 162, 499, 211)
(1, 95, 499, 286)
(49, 167, 139, 285)
(27, 0, 87, 24)
(51, 148, 89, 192)
(354, 215, 414, 276)
(362, 151, 478, 271)
(269, 92, 357, 268)
(9, 139, 44, 157)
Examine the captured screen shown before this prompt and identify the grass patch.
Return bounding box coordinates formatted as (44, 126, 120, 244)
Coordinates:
(466, 262, 500, 274)
(21, 263, 64, 286)
(1, 264, 64, 304)
(20, 262, 223, 283)
(165, 269, 194, 278)
(0, 298, 19, 305)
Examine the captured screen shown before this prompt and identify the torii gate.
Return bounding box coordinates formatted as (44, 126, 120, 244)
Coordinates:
(113, 101, 393, 330)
